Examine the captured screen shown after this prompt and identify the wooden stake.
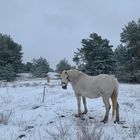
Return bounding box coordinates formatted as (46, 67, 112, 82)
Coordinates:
(42, 86, 46, 103)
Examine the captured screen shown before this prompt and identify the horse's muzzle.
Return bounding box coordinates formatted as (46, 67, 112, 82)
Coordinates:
(62, 85, 67, 89)
(62, 82, 67, 89)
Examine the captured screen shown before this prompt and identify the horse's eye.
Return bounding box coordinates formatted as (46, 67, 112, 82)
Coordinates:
(65, 71, 67, 74)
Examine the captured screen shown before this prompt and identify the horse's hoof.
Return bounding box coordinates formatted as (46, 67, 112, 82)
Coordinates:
(75, 114, 81, 118)
(101, 120, 107, 123)
(82, 111, 87, 115)
(114, 120, 120, 124)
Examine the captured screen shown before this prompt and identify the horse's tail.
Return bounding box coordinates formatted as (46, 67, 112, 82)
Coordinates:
(111, 79, 119, 118)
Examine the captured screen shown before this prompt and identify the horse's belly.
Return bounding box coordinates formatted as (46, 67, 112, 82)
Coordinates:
(82, 91, 100, 99)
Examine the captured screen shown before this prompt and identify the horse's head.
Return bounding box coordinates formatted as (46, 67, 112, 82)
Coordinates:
(61, 70, 70, 89)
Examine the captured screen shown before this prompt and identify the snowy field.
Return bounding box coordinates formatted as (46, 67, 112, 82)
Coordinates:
(0, 75, 140, 140)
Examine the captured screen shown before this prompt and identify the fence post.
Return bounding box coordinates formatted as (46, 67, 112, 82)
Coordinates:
(42, 86, 46, 103)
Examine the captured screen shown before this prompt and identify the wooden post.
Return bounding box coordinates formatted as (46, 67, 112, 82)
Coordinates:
(47, 76, 50, 83)
(42, 86, 46, 103)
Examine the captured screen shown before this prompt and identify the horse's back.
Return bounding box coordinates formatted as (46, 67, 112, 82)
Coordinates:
(94, 74, 118, 95)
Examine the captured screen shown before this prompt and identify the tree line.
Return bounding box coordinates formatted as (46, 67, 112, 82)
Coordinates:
(0, 19, 140, 82)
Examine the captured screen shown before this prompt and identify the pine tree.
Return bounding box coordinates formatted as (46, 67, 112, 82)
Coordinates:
(0, 33, 23, 81)
(31, 57, 50, 78)
(0, 64, 15, 81)
(120, 19, 140, 82)
(73, 33, 116, 75)
(56, 58, 71, 73)
(23, 62, 33, 73)
(114, 44, 131, 81)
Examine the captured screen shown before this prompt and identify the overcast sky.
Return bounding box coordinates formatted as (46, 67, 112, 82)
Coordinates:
(0, 0, 140, 68)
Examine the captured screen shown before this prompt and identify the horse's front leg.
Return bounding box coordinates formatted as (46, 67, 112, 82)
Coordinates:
(75, 95, 82, 117)
(82, 96, 88, 115)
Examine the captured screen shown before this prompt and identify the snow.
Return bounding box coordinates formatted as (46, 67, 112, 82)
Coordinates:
(47, 72, 60, 79)
(0, 77, 140, 140)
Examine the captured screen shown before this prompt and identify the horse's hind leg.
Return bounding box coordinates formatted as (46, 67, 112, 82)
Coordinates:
(101, 97, 111, 123)
(114, 102, 120, 123)
(82, 96, 88, 115)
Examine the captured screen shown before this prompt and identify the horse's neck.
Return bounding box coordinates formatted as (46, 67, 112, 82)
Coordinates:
(70, 72, 85, 85)
(69, 72, 80, 86)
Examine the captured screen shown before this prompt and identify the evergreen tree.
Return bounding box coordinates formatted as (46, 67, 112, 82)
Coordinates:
(31, 57, 50, 78)
(23, 62, 33, 73)
(73, 33, 116, 75)
(120, 19, 140, 82)
(114, 44, 130, 81)
(0, 33, 23, 81)
(0, 64, 15, 81)
(56, 58, 71, 73)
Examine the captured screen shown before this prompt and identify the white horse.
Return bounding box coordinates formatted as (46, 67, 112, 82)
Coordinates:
(61, 69, 119, 123)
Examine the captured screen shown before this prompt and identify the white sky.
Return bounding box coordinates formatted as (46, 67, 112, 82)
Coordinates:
(0, 0, 140, 68)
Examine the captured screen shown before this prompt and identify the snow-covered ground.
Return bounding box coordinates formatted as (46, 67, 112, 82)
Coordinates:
(0, 77, 140, 140)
